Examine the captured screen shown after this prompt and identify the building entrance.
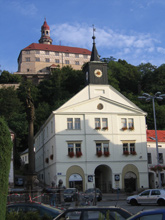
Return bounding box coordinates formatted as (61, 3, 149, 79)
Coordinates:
(69, 174, 83, 191)
(95, 165, 112, 193)
(124, 172, 137, 192)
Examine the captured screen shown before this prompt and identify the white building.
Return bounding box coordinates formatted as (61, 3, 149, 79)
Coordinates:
(20, 149, 29, 165)
(147, 130, 165, 188)
(34, 34, 148, 192)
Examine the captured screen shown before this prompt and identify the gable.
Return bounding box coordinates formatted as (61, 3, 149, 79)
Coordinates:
(55, 85, 146, 115)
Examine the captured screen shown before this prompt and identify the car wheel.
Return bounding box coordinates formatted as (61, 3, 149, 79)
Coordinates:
(130, 199, 138, 206)
(158, 199, 165, 206)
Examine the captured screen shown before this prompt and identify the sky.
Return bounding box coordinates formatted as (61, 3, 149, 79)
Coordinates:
(1, 0, 165, 73)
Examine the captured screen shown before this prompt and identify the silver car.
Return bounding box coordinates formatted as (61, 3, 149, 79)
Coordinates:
(127, 189, 165, 206)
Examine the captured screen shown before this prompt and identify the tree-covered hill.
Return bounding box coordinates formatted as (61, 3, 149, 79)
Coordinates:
(0, 61, 164, 154)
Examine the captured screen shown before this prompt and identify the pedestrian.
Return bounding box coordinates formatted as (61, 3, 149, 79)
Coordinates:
(50, 191, 56, 206)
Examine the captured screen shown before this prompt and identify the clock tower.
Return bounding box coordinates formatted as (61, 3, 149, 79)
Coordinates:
(83, 27, 108, 85)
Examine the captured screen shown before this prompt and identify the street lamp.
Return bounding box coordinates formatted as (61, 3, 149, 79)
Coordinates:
(138, 92, 165, 188)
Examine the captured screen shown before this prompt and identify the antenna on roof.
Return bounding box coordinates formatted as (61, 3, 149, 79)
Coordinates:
(59, 41, 61, 46)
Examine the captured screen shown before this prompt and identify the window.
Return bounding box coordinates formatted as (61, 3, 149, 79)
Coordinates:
(102, 118, 108, 129)
(95, 118, 108, 129)
(67, 118, 81, 130)
(65, 53, 69, 57)
(83, 55, 88, 59)
(95, 118, 101, 129)
(55, 52, 59, 56)
(65, 60, 69, 64)
(121, 118, 134, 130)
(67, 142, 82, 157)
(121, 118, 127, 128)
(123, 143, 128, 153)
(45, 58, 50, 62)
(130, 143, 135, 154)
(45, 51, 49, 55)
(27, 69, 30, 72)
(68, 143, 74, 153)
(128, 118, 134, 129)
(159, 153, 163, 164)
(148, 153, 152, 164)
(75, 61, 79, 65)
(75, 118, 80, 129)
(122, 142, 136, 155)
(75, 54, 79, 58)
(36, 50, 40, 54)
(67, 118, 73, 129)
(26, 57, 30, 62)
(75, 143, 81, 153)
(26, 51, 30, 54)
(55, 59, 59, 63)
(35, 57, 40, 62)
(96, 142, 110, 156)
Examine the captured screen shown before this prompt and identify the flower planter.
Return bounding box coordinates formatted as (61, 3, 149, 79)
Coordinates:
(76, 152, 82, 157)
(122, 127, 127, 131)
(104, 151, 110, 157)
(68, 152, 74, 158)
(129, 127, 134, 131)
(150, 165, 163, 172)
(95, 127, 101, 130)
(123, 151, 129, 156)
(97, 151, 102, 157)
(102, 127, 108, 130)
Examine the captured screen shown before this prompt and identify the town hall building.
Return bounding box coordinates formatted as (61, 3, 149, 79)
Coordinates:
(34, 32, 149, 192)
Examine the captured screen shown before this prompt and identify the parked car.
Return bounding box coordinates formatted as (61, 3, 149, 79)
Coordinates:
(63, 188, 79, 202)
(84, 188, 102, 201)
(7, 202, 62, 219)
(127, 189, 165, 206)
(127, 208, 165, 220)
(53, 206, 132, 220)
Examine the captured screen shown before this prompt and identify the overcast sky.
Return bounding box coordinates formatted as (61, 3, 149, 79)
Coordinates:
(1, 0, 165, 73)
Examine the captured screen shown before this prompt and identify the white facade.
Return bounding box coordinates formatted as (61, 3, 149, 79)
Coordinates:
(34, 84, 149, 192)
(20, 149, 29, 165)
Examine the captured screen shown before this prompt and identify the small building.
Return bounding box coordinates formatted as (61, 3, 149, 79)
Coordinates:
(147, 130, 165, 188)
(14, 19, 91, 84)
(20, 148, 29, 165)
(34, 32, 149, 192)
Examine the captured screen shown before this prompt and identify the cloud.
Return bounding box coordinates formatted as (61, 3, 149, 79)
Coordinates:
(51, 22, 164, 66)
(10, 0, 37, 16)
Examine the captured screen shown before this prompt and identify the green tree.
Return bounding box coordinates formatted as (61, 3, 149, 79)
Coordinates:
(0, 117, 13, 220)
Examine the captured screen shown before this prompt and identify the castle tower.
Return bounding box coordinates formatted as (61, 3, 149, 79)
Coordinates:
(39, 19, 53, 45)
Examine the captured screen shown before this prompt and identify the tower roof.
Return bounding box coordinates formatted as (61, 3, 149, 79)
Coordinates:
(90, 26, 100, 61)
(41, 19, 50, 30)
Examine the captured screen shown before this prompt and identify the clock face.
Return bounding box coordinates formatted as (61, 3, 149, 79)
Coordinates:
(94, 69, 102, 77)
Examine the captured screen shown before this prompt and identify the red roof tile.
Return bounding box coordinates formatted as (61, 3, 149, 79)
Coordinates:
(23, 43, 91, 55)
(147, 130, 165, 142)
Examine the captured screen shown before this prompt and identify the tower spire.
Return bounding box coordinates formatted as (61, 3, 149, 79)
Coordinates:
(39, 19, 53, 45)
(90, 25, 100, 61)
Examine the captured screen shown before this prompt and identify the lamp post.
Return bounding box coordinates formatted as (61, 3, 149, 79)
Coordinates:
(138, 92, 165, 188)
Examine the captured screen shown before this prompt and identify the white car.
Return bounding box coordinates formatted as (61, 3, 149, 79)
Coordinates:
(127, 189, 165, 206)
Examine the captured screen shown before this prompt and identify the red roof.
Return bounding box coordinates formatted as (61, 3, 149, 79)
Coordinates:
(42, 20, 50, 30)
(147, 130, 165, 142)
(23, 43, 91, 55)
